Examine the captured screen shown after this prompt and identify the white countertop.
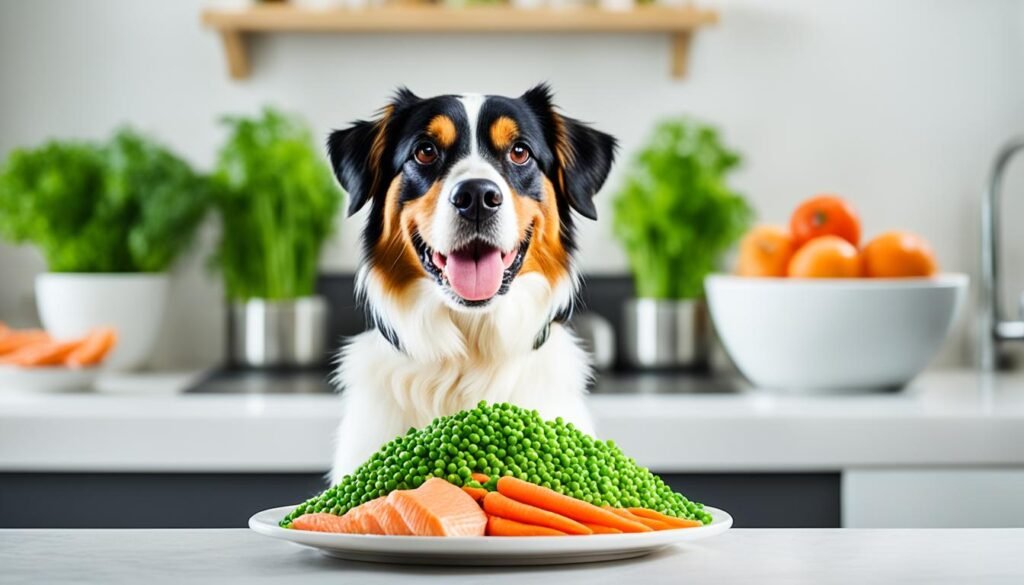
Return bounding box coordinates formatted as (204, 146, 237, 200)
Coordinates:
(1, 369, 1023, 473)
(2, 528, 1020, 584)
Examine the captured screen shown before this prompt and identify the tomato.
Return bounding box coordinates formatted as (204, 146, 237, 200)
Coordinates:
(737, 225, 795, 277)
(787, 235, 862, 278)
(790, 195, 861, 247)
(862, 231, 938, 277)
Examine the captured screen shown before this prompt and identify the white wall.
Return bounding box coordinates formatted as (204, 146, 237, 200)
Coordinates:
(1, 0, 1022, 368)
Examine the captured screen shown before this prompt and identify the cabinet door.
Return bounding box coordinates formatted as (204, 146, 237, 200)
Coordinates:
(843, 469, 1024, 528)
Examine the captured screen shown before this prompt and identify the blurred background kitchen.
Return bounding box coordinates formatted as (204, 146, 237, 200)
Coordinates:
(1, 0, 1023, 530)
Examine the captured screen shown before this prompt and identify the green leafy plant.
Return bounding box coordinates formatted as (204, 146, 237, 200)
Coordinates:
(0, 129, 210, 272)
(613, 118, 752, 299)
(213, 108, 342, 301)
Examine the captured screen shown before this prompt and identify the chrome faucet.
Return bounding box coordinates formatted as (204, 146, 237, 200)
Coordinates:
(981, 138, 1024, 369)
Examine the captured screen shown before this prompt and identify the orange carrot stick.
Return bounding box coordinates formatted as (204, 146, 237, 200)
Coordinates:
(483, 492, 592, 535)
(65, 328, 118, 368)
(604, 506, 673, 530)
(486, 515, 567, 537)
(0, 330, 49, 356)
(496, 476, 651, 533)
(462, 486, 488, 501)
(0, 339, 81, 367)
(584, 523, 623, 534)
(471, 473, 490, 484)
(627, 508, 704, 528)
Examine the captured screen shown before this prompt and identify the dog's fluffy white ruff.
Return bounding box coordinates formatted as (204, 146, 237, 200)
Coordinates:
(329, 269, 593, 484)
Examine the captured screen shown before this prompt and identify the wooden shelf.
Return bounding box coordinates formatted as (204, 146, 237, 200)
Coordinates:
(201, 4, 718, 80)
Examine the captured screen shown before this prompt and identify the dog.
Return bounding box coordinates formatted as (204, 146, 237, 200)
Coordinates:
(327, 85, 617, 483)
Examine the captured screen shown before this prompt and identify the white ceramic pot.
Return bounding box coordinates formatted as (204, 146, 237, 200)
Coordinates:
(705, 274, 968, 392)
(35, 273, 170, 371)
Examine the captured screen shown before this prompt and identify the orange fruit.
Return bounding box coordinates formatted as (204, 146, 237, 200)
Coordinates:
(790, 195, 862, 247)
(737, 225, 795, 277)
(862, 231, 938, 277)
(787, 235, 862, 278)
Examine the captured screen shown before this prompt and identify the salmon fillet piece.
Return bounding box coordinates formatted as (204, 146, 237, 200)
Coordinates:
(376, 499, 412, 535)
(357, 498, 387, 535)
(387, 478, 487, 537)
(290, 513, 349, 533)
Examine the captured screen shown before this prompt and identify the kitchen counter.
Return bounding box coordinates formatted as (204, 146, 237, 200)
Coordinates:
(2, 528, 1020, 584)
(1, 369, 1023, 473)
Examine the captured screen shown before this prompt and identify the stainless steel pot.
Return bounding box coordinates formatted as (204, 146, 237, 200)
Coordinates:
(228, 296, 328, 368)
(622, 298, 709, 370)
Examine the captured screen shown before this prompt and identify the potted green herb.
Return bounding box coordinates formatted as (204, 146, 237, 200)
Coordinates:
(213, 107, 342, 368)
(0, 129, 211, 370)
(613, 118, 751, 369)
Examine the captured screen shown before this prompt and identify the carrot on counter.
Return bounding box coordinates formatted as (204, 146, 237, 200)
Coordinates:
(495, 476, 651, 533)
(65, 328, 117, 368)
(627, 508, 703, 528)
(584, 523, 623, 535)
(482, 491, 592, 535)
(0, 339, 81, 367)
(0, 329, 49, 357)
(486, 515, 567, 537)
(604, 506, 673, 531)
(462, 486, 488, 501)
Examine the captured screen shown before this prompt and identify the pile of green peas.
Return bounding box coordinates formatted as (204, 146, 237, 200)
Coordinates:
(281, 402, 710, 527)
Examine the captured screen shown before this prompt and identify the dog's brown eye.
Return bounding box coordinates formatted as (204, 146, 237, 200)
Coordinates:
(414, 141, 438, 165)
(509, 143, 531, 165)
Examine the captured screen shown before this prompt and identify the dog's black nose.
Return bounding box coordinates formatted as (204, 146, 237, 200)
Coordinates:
(449, 179, 503, 223)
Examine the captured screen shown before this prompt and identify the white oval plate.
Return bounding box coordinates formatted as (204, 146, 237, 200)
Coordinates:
(249, 505, 732, 566)
(0, 365, 98, 393)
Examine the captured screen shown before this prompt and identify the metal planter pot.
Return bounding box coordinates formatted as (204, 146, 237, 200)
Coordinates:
(228, 296, 328, 368)
(622, 298, 710, 370)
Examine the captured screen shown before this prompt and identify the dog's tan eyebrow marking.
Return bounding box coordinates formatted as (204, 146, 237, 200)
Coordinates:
(426, 115, 457, 148)
(490, 116, 519, 150)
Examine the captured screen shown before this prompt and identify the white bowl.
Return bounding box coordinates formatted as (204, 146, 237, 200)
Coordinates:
(35, 273, 169, 371)
(705, 274, 968, 392)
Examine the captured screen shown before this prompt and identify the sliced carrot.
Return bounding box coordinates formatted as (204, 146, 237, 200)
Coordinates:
(486, 515, 567, 537)
(0, 339, 81, 367)
(584, 523, 623, 534)
(483, 492, 592, 535)
(462, 486, 488, 501)
(65, 327, 117, 368)
(604, 506, 673, 530)
(471, 473, 490, 484)
(0, 330, 49, 356)
(627, 507, 704, 528)
(496, 476, 651, 533)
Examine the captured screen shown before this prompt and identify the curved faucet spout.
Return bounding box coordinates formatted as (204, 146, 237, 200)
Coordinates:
(981, 138, 1024, 370)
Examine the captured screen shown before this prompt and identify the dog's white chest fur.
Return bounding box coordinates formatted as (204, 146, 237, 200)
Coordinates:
(330, 273, 592, 484)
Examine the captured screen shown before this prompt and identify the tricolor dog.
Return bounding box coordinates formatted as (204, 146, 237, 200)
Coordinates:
(328, 85, 617, 482)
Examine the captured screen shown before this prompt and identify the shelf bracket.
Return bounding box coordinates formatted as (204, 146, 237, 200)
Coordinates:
(670, 31, 693, 79)
(219, 29, 250, 80)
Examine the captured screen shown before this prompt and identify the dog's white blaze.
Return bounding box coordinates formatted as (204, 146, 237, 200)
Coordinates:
(459, 94, 484, 156)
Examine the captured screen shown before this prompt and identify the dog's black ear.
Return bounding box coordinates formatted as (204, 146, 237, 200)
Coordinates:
(328, 121, 380, 216)
(328, 88, 422, 216)
(522, 83, 618, 220)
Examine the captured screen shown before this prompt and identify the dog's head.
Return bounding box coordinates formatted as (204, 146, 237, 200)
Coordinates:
(330, 85, 615, 327)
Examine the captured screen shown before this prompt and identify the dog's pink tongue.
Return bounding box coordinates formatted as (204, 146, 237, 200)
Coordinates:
(446, 246, 504, 301)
